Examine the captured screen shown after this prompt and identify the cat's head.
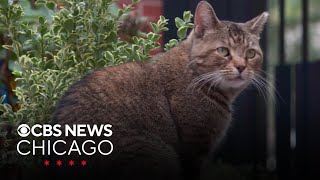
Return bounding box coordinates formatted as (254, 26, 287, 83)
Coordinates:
(188, 1, 268, 96)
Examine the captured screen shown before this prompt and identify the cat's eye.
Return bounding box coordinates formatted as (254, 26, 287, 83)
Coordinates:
(246, 49, 256, 59)
(217, 47, 230, 57)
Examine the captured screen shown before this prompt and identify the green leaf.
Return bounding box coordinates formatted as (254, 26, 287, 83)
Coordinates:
(144, 43, 154, 53)
(2, 45, 13, 51)
(0, 0, 8, 8)
(104, 51, 114, 61)
(35, 0, 47, 6)
(26, 29, 33, 37)
(38, 16, 46, 24)
(118, 9, 124, 17)
(53, 25, 61, 34)
(63, 19, 74, 32)
(151, 23, 159, 33)
(183, 11, 193, 22)
(12, 70, 22, 77)
(169, 39, 179, 45)
(151, 34, 161, 41)
(161, 27, 169, 31)
(160, 16, 166, 22)
(131, 44, 139, 52)
(3, 104, 13, 112)
(68, 33, 78, 42)
(12, 40, 21, 55)
(40, 27, 49, 36)
(175, 17, 184, 29)
(147, 32, 155, 40)
(30, 84, 39, 94)
(46, 2, 56, 10)
(187, 23, 194, 28)
(177, 26, 188, 40)
(165, 39, 179, 51)
(0, 96, 6, 103)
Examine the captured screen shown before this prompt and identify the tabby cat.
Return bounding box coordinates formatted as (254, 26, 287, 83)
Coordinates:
(52, 1, 268, 180)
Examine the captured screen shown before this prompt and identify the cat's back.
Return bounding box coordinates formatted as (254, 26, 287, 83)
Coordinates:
(52, 61, 151, 125)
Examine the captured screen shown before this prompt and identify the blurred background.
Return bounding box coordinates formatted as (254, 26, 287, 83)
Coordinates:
(1, 0, 320, 179)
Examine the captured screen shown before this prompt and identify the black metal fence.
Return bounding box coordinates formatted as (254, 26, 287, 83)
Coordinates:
(276, 0, 320, 179)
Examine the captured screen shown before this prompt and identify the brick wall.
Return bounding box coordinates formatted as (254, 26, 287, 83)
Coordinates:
(117, 0, 163, 21)
(117, 0, 164, 53)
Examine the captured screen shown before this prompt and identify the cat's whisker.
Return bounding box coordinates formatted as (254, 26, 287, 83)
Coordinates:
(257, 69, 276, 80)
(207, 76, 223, 94)
(193, 72, 216, 82)
(187, 77, 207, 92)
(256, 70, 282, 93)
(204, 76, 221, 94)
(248, 71, 269, 102)
(189, 72, 216, 83)
(258, 70, 285, 102)
(252, 76, 273, 102)
(254, 73, 285, 103)
(197, 73, 222, 91)
(187, 72, 222, 93)
(187, 72, 211, 88)
(249, 73, 279, 104)
(187, 72, 216, 92)
(250, 75, 268, 102)
(209, 76, 222, 90)
(219, 69, 232, 72)
(197, 76, 217, 91)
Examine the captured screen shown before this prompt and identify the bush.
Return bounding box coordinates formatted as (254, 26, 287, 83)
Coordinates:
(0, 0, 193, 167)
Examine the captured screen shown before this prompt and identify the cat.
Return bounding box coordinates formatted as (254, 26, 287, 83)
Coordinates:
(51, 1, 268, 180)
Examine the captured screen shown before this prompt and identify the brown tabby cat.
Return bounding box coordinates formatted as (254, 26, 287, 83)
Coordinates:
(52, 1, 268, 180)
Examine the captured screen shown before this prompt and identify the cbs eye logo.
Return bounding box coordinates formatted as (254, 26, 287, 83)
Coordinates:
(17, 124, 30, 137)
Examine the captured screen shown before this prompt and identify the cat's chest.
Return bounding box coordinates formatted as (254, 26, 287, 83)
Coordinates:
(170, 90, 231, 126)
(169, 90, 232, 153)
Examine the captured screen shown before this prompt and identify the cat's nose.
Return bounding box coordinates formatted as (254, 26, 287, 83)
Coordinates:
(235, 65, 246, 74)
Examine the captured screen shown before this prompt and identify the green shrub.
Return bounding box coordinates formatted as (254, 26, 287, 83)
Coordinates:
(0, 0, 193, 167)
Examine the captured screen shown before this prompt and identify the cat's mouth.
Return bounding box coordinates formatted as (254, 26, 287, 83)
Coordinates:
(224, 76, 249, 88)
(228, 76, 244, 82)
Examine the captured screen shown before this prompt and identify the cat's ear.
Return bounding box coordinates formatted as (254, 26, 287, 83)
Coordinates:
(194, 1, 220, 38)
(245, 12, 269, 35)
